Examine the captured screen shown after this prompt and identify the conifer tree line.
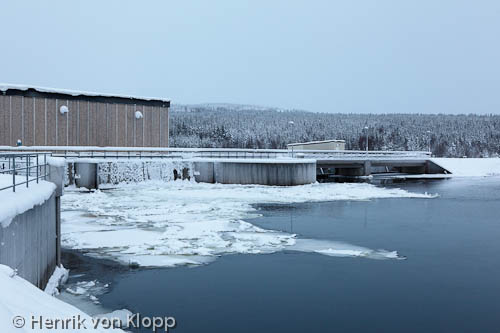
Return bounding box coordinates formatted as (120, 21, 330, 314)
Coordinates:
(169, 104, 500, 157)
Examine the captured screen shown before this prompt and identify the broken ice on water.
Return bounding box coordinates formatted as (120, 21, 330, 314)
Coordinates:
(61, 181, 433, 267)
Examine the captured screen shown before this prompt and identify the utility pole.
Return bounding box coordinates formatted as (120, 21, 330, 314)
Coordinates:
(426, 130, 431, 155)
(364, 126, 369, 155)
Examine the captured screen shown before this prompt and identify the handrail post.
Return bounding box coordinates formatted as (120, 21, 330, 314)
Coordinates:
(26, 154, 29, 187)
(12, 156, 16, 192)
(36, 154, 39, 183)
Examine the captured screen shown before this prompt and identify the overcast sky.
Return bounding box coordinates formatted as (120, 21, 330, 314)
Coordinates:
(1, 1, 499, 114)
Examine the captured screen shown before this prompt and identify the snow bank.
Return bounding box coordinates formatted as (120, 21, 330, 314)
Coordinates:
(0, 264, 123, 332)
(44, 266, 69, 296)
(432, 158, 500, 177)
(61, 181, 434, 267)
(0, 175, 56, 228)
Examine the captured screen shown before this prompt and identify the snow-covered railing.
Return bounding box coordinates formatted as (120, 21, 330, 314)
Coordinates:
(297, 150, 431, 159)
(0, 146, 431, 160)
(0, 153, 51, 192)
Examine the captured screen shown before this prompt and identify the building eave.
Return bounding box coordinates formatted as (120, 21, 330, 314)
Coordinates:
(0, 83, 170, 108)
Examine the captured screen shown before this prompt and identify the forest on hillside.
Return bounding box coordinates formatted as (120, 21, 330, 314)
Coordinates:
(169, 104, 500, 157)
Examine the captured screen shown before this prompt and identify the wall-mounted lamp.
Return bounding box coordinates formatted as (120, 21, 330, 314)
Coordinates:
(135, 111, 143, 119)
(60, 105, 69, 115)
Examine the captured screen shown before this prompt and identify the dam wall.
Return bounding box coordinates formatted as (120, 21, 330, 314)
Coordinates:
(73, 159, 194, 188)
(0, 162, 64, 289)
(71, 158, 317, 188)
(0, 193, 57, 289)
(194, 159, 317, 186)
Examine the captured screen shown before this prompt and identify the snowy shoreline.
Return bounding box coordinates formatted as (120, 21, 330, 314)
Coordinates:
(432, 158, 500, 177)
(0, 264, 124, 332)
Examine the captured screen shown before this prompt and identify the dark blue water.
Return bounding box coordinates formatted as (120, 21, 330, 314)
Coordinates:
(63, 178, 500, 333)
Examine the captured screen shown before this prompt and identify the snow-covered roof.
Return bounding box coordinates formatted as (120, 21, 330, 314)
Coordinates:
(288, 139, 346, 146)
(0, 83, 170, 106)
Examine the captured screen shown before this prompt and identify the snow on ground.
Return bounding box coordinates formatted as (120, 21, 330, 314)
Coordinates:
(432, 158, 500, 177)
(0, 264, 123, 332)
(0, 175, 55, 228)
(61, 181, 435, 267)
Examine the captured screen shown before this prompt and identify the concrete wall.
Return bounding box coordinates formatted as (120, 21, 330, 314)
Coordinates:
(193, 161, 215, 183)
(0, 193, 57, 289)
(426, 160, 452, 174)
(195, 161, 317, 186)
(75, 162, 98, 189)
(0, 95, 169, 147)
(70, 160, 194, 189)
(71, 159, 316, 187)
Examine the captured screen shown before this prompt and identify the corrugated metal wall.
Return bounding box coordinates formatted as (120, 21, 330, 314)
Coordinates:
(0, 193, 57, 289)
(0, 95, 169, 147)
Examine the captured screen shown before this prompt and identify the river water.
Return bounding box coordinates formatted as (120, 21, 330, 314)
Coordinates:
(61, 178, 500, 332)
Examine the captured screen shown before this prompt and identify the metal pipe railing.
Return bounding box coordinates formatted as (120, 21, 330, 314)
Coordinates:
(0, 153, 51, 192)
(0, 145, 431, 155)
(0, 146, 431, 162)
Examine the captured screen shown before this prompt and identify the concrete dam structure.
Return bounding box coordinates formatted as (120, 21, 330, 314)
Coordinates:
(193, 159, 317, 186)
(0, 193, 57, 289)
(1, 147, 451, 189)
(0, 156, 65, 289)
(71, 158, 317, 188)
(316, 157, 450, 178)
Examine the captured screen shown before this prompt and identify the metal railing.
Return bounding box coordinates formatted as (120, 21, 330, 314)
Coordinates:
(296, 150, 431, 159)
(0, 146, 432, 160)
(0, 153, 51, 192)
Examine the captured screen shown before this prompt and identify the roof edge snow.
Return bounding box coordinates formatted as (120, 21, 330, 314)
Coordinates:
(0, 83, 170, 107)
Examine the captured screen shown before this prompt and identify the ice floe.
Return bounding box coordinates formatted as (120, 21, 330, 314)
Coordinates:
(61, 181, 435, 267)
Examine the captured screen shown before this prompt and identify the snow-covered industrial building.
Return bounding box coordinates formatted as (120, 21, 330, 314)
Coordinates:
(0, 84, 170, 147)
(287, 139, 346, 151)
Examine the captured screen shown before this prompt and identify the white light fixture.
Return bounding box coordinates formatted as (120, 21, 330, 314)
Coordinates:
(60, 105, 69, 115)
(135, 111, 143, 119)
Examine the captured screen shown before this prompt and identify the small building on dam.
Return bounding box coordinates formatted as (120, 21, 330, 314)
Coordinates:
(0, 84, 170, 147)
(288, 139, 346, 151)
